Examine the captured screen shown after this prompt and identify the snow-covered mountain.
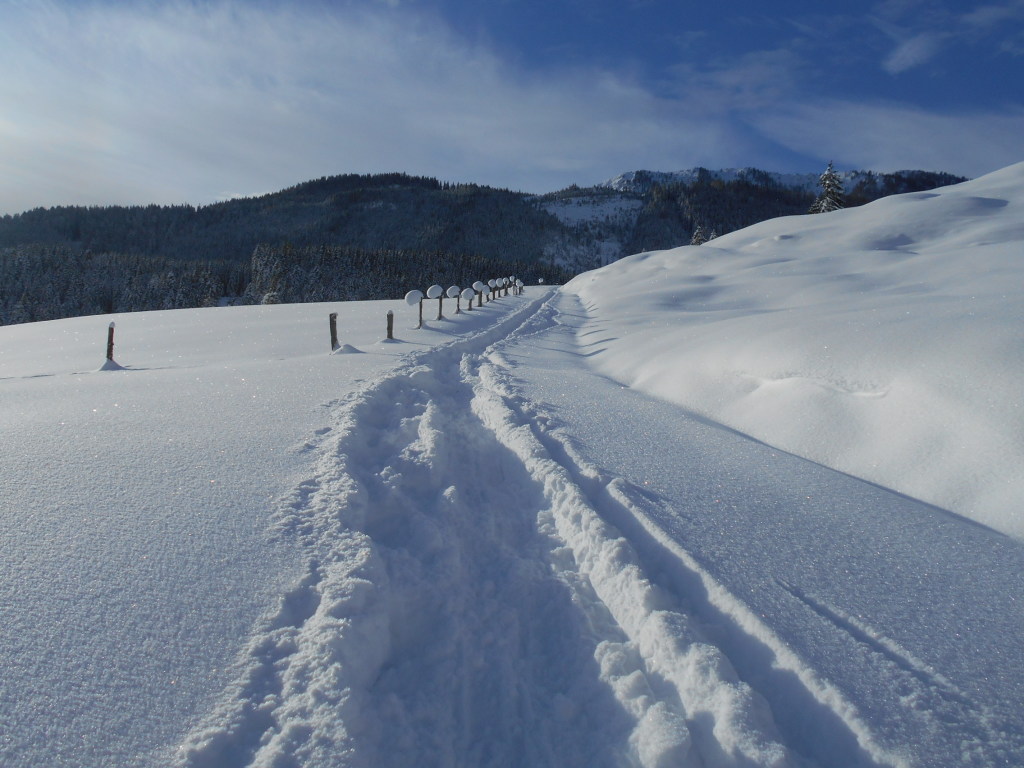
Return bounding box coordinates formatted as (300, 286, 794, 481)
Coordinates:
(601, 167, 819, 193)
(598, 166, 873, 195)
(2, 163, 1022, 768)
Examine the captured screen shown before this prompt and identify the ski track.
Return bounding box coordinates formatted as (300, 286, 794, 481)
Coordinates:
(170, 288, 944, 768)
(172, 292, 637, 768)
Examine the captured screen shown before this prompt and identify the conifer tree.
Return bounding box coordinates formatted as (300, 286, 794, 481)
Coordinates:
(809, 162, 845, 214)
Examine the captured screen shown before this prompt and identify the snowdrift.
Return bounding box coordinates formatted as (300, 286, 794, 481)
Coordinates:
(566, 161, 1024, 537)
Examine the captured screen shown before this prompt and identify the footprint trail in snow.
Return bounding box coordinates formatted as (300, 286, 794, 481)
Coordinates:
(173, 287, 1024, 768)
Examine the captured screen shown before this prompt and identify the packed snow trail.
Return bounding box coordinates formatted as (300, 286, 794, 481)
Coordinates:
(479, 290, 1024, 767)
(173, 286, 1022, 768)
(174, 289, 671, 767)
(174, 288, 796, 768)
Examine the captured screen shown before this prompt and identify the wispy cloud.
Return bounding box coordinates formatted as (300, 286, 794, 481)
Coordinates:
(961, 0, 1024, 29)
(870, 0, 1024, 73)
(755, 100, 1024, 177)
(0, 1, 741, 212)
(668, 48, 808, 112)
(881, 31, 947, 74)
(0, 0, 1021, 214)
(960, 0, 1024, 55)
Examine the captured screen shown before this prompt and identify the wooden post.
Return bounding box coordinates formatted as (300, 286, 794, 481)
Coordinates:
(436, 296, 444, 321)
(418, 299, 423, 329)
(329, 312, 339, 351)
(106, 322, 115, 361)
(386, 310, 394, 340)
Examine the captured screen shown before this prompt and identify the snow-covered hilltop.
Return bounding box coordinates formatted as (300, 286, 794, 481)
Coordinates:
(596, 166, 962, 196)
(1, 163, 1022, 768)
(570, 160, 1024, 537)
(599, 166, 845, 194)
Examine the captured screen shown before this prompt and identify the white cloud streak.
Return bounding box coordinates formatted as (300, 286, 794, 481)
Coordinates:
(881, 32, 947, 74)
(755, 101, 1024, 178)
(0, 0, 736, 213)
(0, 1, 1021, 215)
(961, 0, 1024, 29)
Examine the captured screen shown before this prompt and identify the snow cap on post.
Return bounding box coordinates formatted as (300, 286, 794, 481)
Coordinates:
(487, 279, 496, 288)
(473, 281, 486, 292)
(405, 289, 425, 329)
(460, 287, 475, 302)
(426, 284, 443, 299)
(446, 285, 461, 298)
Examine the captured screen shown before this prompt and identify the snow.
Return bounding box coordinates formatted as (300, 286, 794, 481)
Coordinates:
(2, 163, 1023, 768)
(567, 161, 1024, 538)
(540, 195, 644, 225)
(599, 167, 869, 195)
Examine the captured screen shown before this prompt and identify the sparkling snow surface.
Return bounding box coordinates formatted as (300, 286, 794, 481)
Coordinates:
(2, 163, 1023, 768)
(571, 162, 1024, 538)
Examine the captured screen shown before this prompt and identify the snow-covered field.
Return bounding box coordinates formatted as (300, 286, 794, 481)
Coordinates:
(1, 163, 1022, 767)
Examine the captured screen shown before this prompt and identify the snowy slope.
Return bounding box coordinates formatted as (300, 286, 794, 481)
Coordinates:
(2, 163, 1022, 768)
(0, 294, 533, 768)
(568, 161, 1024, 538)
(484, 293, 1024, 767)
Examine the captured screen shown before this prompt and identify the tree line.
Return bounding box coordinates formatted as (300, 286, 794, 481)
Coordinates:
(0, 243, 571, 326)
(0, 173, 564, 265)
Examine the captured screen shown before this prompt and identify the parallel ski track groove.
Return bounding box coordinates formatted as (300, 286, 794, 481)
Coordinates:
(474, 293, 910, 768)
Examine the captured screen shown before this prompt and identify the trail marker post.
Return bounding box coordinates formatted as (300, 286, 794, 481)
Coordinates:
(427, 284, 444, 320)
(386, 310, 394, 340)
(447, 285, 461, 314)
(405, 290, 425, 329)
(329, 312, 339, 351)
(106, 322, 115, 361)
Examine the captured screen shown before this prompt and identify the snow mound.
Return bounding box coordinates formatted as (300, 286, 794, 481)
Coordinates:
(566, 161, 1024, 537)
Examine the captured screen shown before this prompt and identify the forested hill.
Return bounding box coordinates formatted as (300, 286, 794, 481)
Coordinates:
(0, 173, 563, 265)
(0, 167, 965, 325)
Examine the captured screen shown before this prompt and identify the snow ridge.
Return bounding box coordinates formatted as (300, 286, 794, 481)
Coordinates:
(476, 300, 914, 768)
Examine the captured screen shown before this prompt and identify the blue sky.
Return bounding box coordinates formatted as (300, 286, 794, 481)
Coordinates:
(1, 0, 1022, 214)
